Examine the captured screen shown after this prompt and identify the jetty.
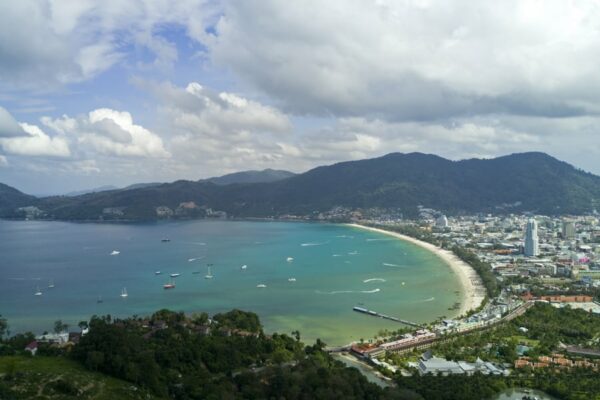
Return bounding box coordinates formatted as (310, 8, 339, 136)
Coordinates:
(352, 306, 422, 328)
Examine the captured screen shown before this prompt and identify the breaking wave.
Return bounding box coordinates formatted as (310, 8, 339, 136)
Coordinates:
(363, 278, 386, 283)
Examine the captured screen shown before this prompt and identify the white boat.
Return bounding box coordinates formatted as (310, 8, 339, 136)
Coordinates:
(288, 278, 296, 282)
(34, 286, 42, 296)
(120, 287, 128, 298)
(256, 284, 267, 288)
(110, 250, 120, 256)
(241, 264, 247, 270)
(205, 266, 213, 279)
(170, 273, 180, 278)
(155, 271, 162, 275)
(286, 257, 294, 262)
(48, 279, 54, 288)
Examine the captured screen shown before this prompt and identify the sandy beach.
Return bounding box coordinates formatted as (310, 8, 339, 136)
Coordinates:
(347, 223, 486, 317)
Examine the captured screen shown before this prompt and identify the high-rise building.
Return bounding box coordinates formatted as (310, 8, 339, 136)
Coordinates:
(562, 220, 575, 239)
(524, 219, 539, 257)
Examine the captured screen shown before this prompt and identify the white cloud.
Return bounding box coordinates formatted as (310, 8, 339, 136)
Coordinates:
(0, 0, 218, 88)
(209, 1, 600, 120)
(0, 122, 70, 157)
(0, 107, 27, 137)
(43, 108, 170, 158)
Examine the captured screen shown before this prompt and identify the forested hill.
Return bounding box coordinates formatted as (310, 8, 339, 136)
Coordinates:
(2, 152, 600, 220)
(202, 168, 296, 185)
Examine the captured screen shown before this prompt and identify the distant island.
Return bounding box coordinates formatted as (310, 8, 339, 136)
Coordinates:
(1, 152, 600, 221)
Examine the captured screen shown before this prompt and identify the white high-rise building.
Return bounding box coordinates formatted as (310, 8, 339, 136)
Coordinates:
(524, 219, 539, 257)
(436, 214, 449, 228)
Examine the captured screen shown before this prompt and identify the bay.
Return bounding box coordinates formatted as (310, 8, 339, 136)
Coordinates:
(0, 220, 462, 345)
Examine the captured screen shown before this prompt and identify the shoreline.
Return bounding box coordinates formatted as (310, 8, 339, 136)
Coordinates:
(346, 223, 486, 317)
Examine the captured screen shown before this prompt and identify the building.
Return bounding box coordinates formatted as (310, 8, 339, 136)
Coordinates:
(562, 220, 575, 239)
(410, 352, 507, 376)
(524, 219, 540, 257)
(436, 215, 449, 228)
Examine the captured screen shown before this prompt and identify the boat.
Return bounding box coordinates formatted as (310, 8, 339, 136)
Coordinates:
(48, 279, 54, 288)
(161, 238, 171, 242)
(205, 266, 213, 279)
(110, 250, 120, 256)
(163, 278, 176, 289)
(241, 264, 247, 270)
(120, 287, 128, 298)
(34, 286, 42, 296)
(286, 257, 294, 262)
(97, 295, 103, 304)
(155, 271, 162, 275)
(170, 273, 180, 278)
(256, 284, 267, 288)
(288, 278, 296, 282)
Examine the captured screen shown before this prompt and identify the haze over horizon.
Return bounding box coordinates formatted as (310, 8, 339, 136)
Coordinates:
(1, 1, 600, 194)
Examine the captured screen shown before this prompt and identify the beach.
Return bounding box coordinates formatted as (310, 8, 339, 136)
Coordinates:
(347, 223, 486, 316)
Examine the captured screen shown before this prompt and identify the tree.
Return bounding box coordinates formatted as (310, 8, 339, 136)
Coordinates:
(54, 320, 69, 334)
(0, 314, 7, 338)
(78, 321, 89, 332)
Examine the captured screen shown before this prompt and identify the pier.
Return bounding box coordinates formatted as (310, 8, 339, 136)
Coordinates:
(352, 306, 422, 328)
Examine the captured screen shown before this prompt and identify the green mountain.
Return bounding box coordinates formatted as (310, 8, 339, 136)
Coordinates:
(0, 183, 36, 215)
(1, 152, 599, 220)
(201, 168, 296, 185)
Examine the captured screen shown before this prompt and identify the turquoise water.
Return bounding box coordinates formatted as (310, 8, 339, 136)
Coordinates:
(0, 220, 462, 345)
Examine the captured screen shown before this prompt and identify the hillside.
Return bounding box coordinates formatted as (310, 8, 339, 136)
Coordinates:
(0, 183, 36, 215)
(1, 152, 599, 220)
(201, 168, 296, 185)
(0, 356, 160, 399)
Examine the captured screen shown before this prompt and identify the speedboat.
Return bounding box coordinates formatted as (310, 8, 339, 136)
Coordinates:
(241, 264, 247, 270)
(256, 284, 267, 288)
(170, 273, 180, 278)
(110, 250, 120, 256)
(161, 238, 171, 242)
(155, 271, 162, 275)
(288, 278, 296, 282)
(286, 257, 294, 262)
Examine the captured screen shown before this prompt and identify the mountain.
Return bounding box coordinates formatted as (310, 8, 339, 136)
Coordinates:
(1, 152, 599, 220)
(64, 185, 119, 197)
(201, 169, 296, 185)
(0, 183, 36, 215)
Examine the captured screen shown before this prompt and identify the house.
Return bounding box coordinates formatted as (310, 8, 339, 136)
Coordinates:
(24, 341, 38, 356)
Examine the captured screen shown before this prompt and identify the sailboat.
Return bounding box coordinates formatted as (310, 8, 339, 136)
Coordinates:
(48, 279, 55, 288)
(97, 295, 103, 303)
(34, 286, 42, 296)
(120, 287, 128, 298)
(205, 266, 213, 279)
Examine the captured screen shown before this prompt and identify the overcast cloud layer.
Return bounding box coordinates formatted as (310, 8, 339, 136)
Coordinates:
(1, 0, 599, 194)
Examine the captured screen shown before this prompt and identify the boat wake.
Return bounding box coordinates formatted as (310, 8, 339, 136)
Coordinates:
(415, 297, 436, 303)
(382, 262, 402, 267)
(347, 251, 358, 255)
(366, 238, 391, 242)
(363, 278, 386, 283)
(335, 235, 354, 239)
(316, 288, 381, 295)
(332, 254, 342, 257)
(188, 256, 205, 262)
(301, 241, 329, 247)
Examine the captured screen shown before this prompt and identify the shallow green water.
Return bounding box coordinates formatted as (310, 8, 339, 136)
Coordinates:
(0, 220, 462, 345)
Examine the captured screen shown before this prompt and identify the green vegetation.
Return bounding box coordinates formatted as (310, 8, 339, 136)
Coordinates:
(0, 355, 160, 400)
(3, 152, 600, 219)
(2, 305, 600, 399)
(451, 246, 499, 298)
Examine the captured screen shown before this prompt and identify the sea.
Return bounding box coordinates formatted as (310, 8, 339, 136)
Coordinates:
(0, 219, 463, 345)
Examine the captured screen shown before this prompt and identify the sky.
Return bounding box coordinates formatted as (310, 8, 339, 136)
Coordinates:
(1, 1, 600, 195)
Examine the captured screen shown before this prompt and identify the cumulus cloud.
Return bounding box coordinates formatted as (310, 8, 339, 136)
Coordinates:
(42, 108, 170, 158)
(0, 122, 70, 157)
